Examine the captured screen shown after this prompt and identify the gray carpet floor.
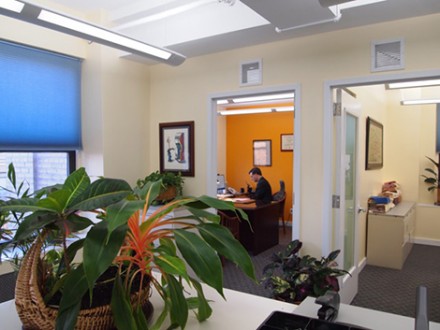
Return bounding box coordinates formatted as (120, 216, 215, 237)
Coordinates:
(351, 244, 440, 323)
(223, 231, 440, 324)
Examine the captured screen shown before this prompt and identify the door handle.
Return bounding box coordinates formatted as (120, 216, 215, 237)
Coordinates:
(357, 207, 367, 214)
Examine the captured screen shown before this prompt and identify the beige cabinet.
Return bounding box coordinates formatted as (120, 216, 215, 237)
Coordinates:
(367, 201, 415, 269)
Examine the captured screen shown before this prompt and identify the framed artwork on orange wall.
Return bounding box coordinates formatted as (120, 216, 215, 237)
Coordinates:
(281, 133, 294, 151)
(253, 140, 271, 166)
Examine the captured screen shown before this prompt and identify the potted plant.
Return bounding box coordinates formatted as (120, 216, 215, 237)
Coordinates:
(0, 166, 255, 330)
(0, 163, 34, 265)
(421, 155, 440, 205)
(261, 240, 349, 304)
(137, 170, 184, 204)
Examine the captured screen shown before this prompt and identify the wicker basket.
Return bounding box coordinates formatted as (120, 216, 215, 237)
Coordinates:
(15, 236, 153, 330)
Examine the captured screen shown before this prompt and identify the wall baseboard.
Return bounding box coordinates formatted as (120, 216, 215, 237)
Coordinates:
(413, 237, 440, 247)
(358, 257, 367, 272)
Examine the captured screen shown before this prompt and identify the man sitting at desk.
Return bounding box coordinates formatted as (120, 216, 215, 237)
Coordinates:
(248, 167, 273, 205)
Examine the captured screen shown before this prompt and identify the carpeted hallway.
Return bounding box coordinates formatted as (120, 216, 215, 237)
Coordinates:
(351, 243, 440, 323)
(223, 230, 440, 324)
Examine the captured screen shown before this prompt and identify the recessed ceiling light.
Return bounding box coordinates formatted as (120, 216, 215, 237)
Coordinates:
(388, 79, 440, 89)
(218, 106, 294, 116)
(400, 99, 440, 106)
(232, 93, 294, 104)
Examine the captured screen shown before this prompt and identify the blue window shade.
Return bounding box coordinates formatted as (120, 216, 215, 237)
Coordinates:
(0, 41, 82, 150)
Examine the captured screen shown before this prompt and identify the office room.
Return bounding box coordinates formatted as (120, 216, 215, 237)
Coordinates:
(1, 0, 440, 329)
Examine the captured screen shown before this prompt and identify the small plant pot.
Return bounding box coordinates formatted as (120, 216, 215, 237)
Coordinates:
(156, 186, 177, 203)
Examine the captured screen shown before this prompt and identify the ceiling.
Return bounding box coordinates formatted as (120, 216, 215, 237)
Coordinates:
(23, 0, 440, 64)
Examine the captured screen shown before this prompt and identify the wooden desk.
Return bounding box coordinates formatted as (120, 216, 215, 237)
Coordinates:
(233, 201, 281, 255)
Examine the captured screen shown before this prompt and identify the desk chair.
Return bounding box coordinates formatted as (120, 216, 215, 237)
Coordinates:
(218, 211, 240, 240)
(272, 180, 286, 233)
(218, 210, 240, 265)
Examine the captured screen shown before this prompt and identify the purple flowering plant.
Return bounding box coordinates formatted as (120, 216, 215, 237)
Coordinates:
(261, 240, 350, 304)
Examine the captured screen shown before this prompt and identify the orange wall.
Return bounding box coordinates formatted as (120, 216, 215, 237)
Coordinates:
(225, 112, 294, 221)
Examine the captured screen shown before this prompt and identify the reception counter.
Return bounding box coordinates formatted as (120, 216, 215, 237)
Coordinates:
(2, 290, 440, 329)
(0, 283, 295, 329)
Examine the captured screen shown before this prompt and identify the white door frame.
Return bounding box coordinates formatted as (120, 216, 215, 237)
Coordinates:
(207, 84, 302, 240)
(322, 69, 440, 255)
(336, 89, 362, 303)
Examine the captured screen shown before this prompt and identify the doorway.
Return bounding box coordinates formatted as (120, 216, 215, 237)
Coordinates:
(323, 69, 440, 303)
(207, 84, 301, 241)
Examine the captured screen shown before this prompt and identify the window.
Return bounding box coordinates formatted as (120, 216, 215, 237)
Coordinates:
(0, 152, 75, 199)
(0, 41, 81, 197)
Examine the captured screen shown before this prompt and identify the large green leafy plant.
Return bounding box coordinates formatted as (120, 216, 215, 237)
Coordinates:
(261, 240, 349, 304)
(421, 155, 440, 205)
(0, 167, 255, 330)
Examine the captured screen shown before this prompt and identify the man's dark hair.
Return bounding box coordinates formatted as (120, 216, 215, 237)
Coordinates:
(249, 167, 262, 175)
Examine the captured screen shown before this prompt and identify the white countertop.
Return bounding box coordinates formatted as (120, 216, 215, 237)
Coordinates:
(3, 284, 439, 329)
(0, 283, 295, 330)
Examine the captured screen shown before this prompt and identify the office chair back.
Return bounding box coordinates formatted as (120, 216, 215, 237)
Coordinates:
(272, 180, 286, 233)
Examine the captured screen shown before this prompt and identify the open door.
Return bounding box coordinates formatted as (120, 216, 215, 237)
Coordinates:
(332, 88, 361, 304)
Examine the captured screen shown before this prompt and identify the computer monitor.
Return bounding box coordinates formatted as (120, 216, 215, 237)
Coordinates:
(217, 174, 226, 193)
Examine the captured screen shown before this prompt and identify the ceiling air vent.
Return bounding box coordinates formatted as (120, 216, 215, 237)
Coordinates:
(371, 38, 404, 72)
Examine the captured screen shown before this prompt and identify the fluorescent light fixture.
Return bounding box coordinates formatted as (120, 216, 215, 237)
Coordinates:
(320, 0, 387, 9)
(0, 0, 24, 12)
(218, 106, 294, 116)
(401, 99, 440, 106)
(388, 79, 440, 89)
(38, 10, 171, 60)
(0, 1, 185, 65)
(232, 93, 294, 104)
(115, 0, 212, 30)
(337, 0, 387, 10)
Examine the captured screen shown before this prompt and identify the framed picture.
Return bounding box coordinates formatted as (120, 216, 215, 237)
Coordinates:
(159, 121, 194, 177)
(281, 133, 294, 151)
(365, 117, 383, 170)
(253, 140, 271, 166)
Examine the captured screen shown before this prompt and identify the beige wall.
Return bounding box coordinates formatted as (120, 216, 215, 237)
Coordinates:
(2, 10, 440, 256)
(148, 14, 440, 255)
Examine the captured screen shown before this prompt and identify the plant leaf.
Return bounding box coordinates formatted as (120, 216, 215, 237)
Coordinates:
(63, 167, 91, 208)
(55, 300, 82, 330)
(1, 197, 55, 213)
(106, 199, 145, 237)
(154, 253, 188, 280)
(165, 274, 188, 328)
(68, 178, 132, 212)
(64, 213, 94, 233)
(133, 303, 149, 330)
(13, 210, 58, 241)
(111, 274, 138, 330)
(7, 163, 16, 189)
(198, 223, 256, 280)
(174, 229, 224, 297)
(189, 278, 212, 322)
(83, 221, 127, 293)
(56, 265, 89, 330)
(57, 238, 85, 277)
